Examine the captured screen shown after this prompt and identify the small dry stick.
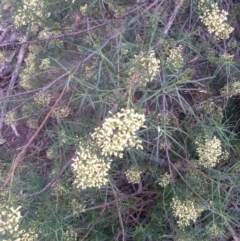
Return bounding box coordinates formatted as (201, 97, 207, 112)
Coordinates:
(163, 0, 185, 36)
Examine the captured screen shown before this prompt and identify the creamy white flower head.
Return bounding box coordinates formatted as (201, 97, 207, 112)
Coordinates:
(166, 45, 184, 70)
(199, 3, 233, 40)
(129, 49, 160, 87)
(91, 108, 146, 158)
(71, 147, 111, 189)
(172, 197, 203, 229)
(195, 136, 228, 168)
(39, 58, 51, 70)
(0, 205, 22, 235)
(14, 0, 50, 28)
(34, 93, 51, 109)
(126, 166, 142, 184)
(156, 173, 171, 187)
(220, 80, 240, 98)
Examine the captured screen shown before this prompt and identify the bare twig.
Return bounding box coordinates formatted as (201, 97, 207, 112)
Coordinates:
(163, 0, 185, 36)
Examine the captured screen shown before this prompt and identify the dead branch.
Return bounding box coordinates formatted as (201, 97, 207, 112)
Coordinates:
(163, 0, 185, 36)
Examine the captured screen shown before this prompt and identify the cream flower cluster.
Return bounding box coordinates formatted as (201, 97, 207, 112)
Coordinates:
(3, 229, 38, 241)
(5, 111, 18, 126)
(26, 118, 38, 129)
(19, 45, 41, 90)
(71, 147, 111, 189)
(166, 45, 184, 70)
(34, 93, 51, 109)
(39, 58, 51, 70)
(64, 230, 78, 241)
(156, 173, 171, 187)
(80, 4, 88, 15)
(199, 2, 234, 40)
(220, 52, 234, 61)
(51, 105, 72, 120)
(46, 148, 55, 160)
(199, 101, 223, 121)
(0, 205, 21, 236)
(72, 109, 145, 189)
(195, 136, 228, 168)
(57, 130, 68, 146)
(15, 228, 38, 241)
(172, 198, 203, 229)
(91, 109, 145, 158)
(14, 0, 50, 28)
(72, 198, 86, 216)
(207, 223, 224, 238)
(220, 80, 240, 98)
(38, 28, 63, 48)
(129, 49, 160, 87)
(38, 27, 61, 39)
(125, 166, 142, 184)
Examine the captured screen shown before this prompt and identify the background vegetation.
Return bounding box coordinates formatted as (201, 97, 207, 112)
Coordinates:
(0, 0, 240, 240)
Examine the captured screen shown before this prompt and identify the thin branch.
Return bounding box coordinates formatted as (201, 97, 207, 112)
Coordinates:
(163, 0, 185, 36)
